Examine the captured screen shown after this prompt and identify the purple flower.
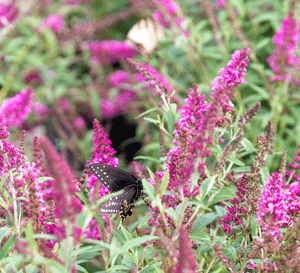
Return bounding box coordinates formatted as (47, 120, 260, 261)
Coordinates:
(211, 48, 250, 96)
(22, 67, 43, 85)
(0, 124, 22, 176)
(174, 226, 197, 273)
(84, 40, 139, 66)
(42, 14, 65, 33)
(152, 0, 189, 36)
(109, 70, 131, 88)
(0, 87, 34, 130)
(256, 173, 300, 243)
(221, 174, 248, 234)
(0, 1, 18, 28)
(267, 11, 300, 85)
(31, 102, 49, 122)
(40, 136, 82, 219)
(100, 99, 119, 119)
(85, 119, 118, 239)
(115, 90, 137, 114)
(72, 116, 86, 137)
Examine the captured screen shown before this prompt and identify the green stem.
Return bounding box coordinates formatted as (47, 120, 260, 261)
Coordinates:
(0, 34, 38, 101)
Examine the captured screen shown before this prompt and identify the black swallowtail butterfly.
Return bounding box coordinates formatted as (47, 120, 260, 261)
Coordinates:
(89, 163, 143, 221)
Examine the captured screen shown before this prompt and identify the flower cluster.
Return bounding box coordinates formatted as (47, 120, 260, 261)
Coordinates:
(221, 173, 248, 234)
(267, 11, 300, 85)
(84, 40, 139, 66)
(0, 87, 34, 130)
(100, 70, 141, 119)
(249, 173, 300, 270)
(0, 1, 18, 28)
(152, 0, 190, 37)
(42, 14, 65, 33)
(85, 119, 118, 239)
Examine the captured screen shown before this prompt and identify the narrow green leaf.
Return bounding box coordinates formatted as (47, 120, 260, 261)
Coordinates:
(26, 220, 37, 250)
(248, 82, 270, 99)
(0, 233, 16, 259)
(143, 117, 160, 125)
(90, 91, 100, 118)
(142, 179, 156, 201)
(138, 215, 151, 229)
(134, 156, 161, 163)
(135, 107, 161, 119)
(35, 177, 54, 183)
(199, 177, 214, 200)
(160, 168, 169, 194)
(111, 235, 158, 260)
(0, 170, 12, 189)
(165, 207, 178, 222)
(106, 265, 130, 272)
(0, 228, 12, 245)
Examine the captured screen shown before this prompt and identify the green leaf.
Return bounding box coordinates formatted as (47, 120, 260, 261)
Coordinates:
(210, 185, 237, 206)
(227, 156, 245, 166)
(250, 216, 258, 238)
(160, 168, 169, 194)
(215, 205, 227, 217)
(248, 82, 269, 100)
(75, 264, 89, 273)
(35, 177, 54, 183)
(0, 228, 12, 245)
(26, 220, 37, 250)
(189, 229, 211, 242)
(142, 179, 156, 201)
(135, 107, 161, 119)
(106, 265, 130, 272)
(111, 235, 158, 261)
(134, 156, 161, 163)
(199, 177, 214, 201)
(260, 166, 270, 185)
(120, 225, 133, 241)
(0, 233, 16, 259)
(138, 215, 151, 229)
(165, 207, 178, 222)
(143, 117, 160, 125)
(193, 212, 218, 231)
(90, 91, 100, 118)
(241, 138, 256, 152)
(0, 170, 13, 189)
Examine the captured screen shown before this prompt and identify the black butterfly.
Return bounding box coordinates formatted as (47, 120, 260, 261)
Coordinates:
(89, 163, 143, 221)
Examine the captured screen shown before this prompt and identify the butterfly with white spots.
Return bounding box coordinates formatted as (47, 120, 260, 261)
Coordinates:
(89, 163, 143, 221)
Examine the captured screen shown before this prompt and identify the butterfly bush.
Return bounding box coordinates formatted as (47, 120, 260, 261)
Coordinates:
(146, 48, 250, 230)
(267, 11, 300, 85)
(0, 127, 56, 249)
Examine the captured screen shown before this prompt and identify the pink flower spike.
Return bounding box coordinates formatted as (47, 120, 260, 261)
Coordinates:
(0, 87, 34, 130)
(42, 14, 65, 33)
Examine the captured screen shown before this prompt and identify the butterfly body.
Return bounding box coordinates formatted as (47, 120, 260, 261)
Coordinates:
(89, 163, 143, 221)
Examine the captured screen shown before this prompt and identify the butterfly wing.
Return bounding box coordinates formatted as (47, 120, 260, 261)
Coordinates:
(89, 163, 138, 192)
(100, 185, 137, 218)
(126, 18, 165, 55)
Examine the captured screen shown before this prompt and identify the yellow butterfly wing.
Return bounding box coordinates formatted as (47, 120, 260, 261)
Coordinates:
(126, 18, 165, 55)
